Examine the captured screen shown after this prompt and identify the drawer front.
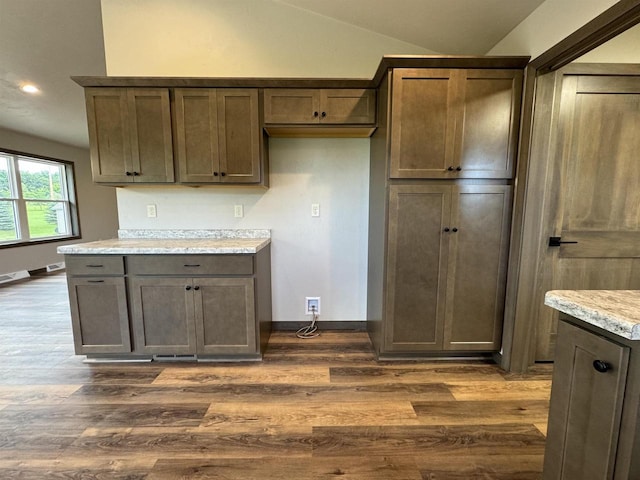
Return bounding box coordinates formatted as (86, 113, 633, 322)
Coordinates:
(127, 255, 254, 275)
(65, 255, 125, 275)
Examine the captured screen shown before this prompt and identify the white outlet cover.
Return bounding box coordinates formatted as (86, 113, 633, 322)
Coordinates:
(146, 204, 157, 218)
(305, 296, 320, 315)
(234, 205, 244, 218)
(311, 203, 320, 217)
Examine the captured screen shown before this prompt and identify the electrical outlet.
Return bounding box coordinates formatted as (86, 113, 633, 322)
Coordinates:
(234, 205, 244, 218)
(311, 203, 320, 217)
(146, 204, 157, 218)
(305, 297, 320, 315)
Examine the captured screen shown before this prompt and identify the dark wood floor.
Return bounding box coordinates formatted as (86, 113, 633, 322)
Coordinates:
(0, 273, 552, 479)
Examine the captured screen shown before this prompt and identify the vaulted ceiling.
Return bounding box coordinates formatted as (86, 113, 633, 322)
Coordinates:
(0, 0, 547, 149)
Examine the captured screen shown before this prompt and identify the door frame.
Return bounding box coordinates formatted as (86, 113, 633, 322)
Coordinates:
(501, 0, 640, 372)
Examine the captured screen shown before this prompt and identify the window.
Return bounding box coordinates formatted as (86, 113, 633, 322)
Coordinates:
(0, 150, 79, 246)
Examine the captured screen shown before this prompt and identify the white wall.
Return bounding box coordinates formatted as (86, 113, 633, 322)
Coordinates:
(488, 0, 618, 58)
(0, 127, 119, 275)
(101, 0, 433, 78)
(100, 0, 433, 322)
(575, 23, 640, 63)
(117, 139, 369, 321)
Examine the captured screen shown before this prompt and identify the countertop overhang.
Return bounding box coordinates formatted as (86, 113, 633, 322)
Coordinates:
(545, 290, 640, 340)
(57, 229, 271, 255)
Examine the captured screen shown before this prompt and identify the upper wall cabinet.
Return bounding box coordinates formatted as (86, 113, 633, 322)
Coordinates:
(264, 89, 376, 125)
(173, 88, 265, 185)
(389, 69, 523, 179)
(85, 88, 174, 183)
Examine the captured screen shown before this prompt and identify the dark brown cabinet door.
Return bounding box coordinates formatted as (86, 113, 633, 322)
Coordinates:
(543, 321, 629, 480)
(129, 277, 197, 355)
(218, 89, 261, 183)
(85, 88, 132, 183)
(85, 87, 173, 183)
(389, 68, 522, 179)
(174, 88, 220, 183)
(385, 185, 451, 351)
(195, 278, 256, 355)
(444, 185, 512, 350)
(67, 276, 131, 354)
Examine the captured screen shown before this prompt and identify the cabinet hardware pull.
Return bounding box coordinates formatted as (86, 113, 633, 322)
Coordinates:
(220, 172, 226, 177)
(194, 286, 200, 291)
(321, 112, 327, 118)
(443, 227, 450, 232)
(185, 286, 192, 291)
(456, 166, 462, 171)
(213, 171, 219, 176)
(87, 280, 104, 283)
(133, 171, 140, 176)
(447, 166, 454, 171)
(183, 264, 201, 267)
(125, 171, 132, 176)
(452, 227, 458, 232)
(86, 264, 104, 268)
(593, 360, 611, 373)
(313, 111, 319, 117)
(548, 236, 578, 247)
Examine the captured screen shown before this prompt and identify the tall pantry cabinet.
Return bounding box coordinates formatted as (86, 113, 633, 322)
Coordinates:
(367, 59, 525, 357)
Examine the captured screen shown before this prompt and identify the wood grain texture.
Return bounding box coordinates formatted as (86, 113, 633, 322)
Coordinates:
(0, 274, 551, 478)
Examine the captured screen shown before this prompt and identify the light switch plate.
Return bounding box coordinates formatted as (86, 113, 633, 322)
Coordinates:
(311, 203, 320, 217)
(146, 204, 157, 218)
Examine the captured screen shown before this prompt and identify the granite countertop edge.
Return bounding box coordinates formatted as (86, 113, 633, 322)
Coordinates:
(545, 290, 640, 340)
(57, 229, 271, 255)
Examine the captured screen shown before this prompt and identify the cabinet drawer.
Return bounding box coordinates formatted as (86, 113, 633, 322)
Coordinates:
(65, 255, 125, 275)
(126, 255, 254, 275)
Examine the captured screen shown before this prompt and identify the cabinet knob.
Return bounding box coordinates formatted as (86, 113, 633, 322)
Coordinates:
(447, 166, 454, 171)
(456, 166, 462, 171)
(313, 111, 319, 117)
(185, 286, 192, 291)
(133, 171, 140, 176)
(126, 171, 133, 176)
(443, 227, 450, 232)
(593, 360, 611, 373)
(321, 112, 327, 118)
(194, 286, 200, 291)
(452, 227, 458, 232)
(220, 172, 226, 177)
(213, 172, 219, 176)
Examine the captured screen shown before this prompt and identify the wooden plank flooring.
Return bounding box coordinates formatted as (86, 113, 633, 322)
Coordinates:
(0, 273, 552, 479)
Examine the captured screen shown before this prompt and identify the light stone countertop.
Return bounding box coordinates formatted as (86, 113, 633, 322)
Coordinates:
(545, 290, 640, 340)
(57, 229, 271, 255)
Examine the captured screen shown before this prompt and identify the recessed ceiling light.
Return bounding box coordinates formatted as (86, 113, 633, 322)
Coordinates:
(20, 84, 40, 94)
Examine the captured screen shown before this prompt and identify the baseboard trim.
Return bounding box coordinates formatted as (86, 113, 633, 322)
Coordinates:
(272, 321, 367, 331)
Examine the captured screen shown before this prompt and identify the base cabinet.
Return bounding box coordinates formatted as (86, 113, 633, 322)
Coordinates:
(384, 184, 511, 353)
(543, 318, 635, 480)
(65, 255, 131, 354)
(130, 277, 256, 356)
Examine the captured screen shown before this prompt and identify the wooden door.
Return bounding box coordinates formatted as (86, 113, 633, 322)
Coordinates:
(195, 278, 256, 355)
(543, 320, 629, 480)
(67, 276, 131, 354)
(535, 72, 640, 360)
(127, 88, 174, 183)
(217, 89, 261, 183)
(263, 89, 320, 124)
(454, 70, 522, 179)
(129, 277, 197, 354)
(320, 89, 376, 124)
(385, 185, 451, 351)
(174, 88, 220, 183)
(389, 69, 457, 178)
(85, 88, 133, 183)
(444, 185, 512, 351)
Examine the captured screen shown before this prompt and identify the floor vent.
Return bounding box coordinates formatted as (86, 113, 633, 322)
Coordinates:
(0, 270, 30, 285)
(46, 262, 66, 272)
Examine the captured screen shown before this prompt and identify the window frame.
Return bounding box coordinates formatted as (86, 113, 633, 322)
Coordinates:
(0, 148, 80, 249)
